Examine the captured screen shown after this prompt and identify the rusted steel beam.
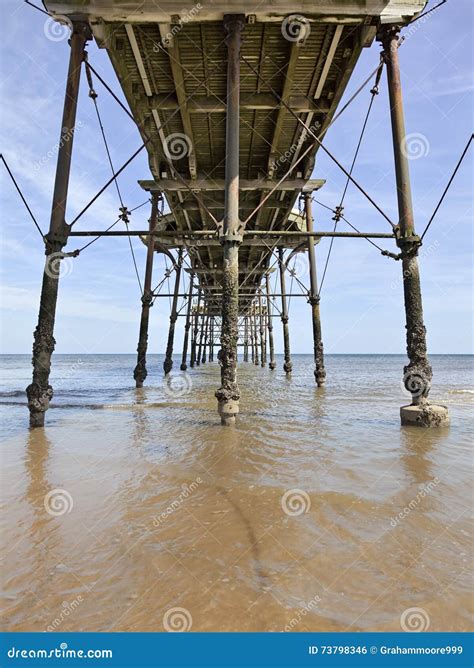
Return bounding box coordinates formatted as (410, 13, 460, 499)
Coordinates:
(215, 14, 245, 426)
(147, 92, 331, 114)
(196, 304, 206, 367)
(382, 28, 448, 427)
(201, 312, 210, 364)
(69, 230, 395, 239)
(252, 303, 260, 366)
(163, 249, 183, 374)
(258, 290, 267, 367)
(180, 272, 194, 371)
(134, 194, 159, 387)
(190, 287, 201, 368)
(265, 274, 276, 370)
(243, 316, 249, 362)
(278, 248, 292, 374)
(26, 22, 91, 428)
(209, 316, 215, 362)
(305, 194, 326, 386)
(139, 178, 325, 192)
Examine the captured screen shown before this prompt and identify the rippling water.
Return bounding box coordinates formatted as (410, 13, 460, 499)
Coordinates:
(0, 354, 472, 632)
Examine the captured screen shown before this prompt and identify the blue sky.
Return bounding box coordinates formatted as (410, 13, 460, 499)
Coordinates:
(1, 0, 472, 355)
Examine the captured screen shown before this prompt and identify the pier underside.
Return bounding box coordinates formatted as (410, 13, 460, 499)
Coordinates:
(29, 0, 448, 428)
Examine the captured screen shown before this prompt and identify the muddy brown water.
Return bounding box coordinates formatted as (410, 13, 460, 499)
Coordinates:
(0, 354, 472, 632)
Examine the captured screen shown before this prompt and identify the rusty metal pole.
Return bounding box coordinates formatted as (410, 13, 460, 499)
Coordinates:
(190, 287, 201, 368)
(134, 195, 158, 387)
(249, 310, 256, 364)
(180, 272, 194, 371)
(304, 194, 326, 386)
(196, 305, 205, 366)
(209, 316, 215, 361)
(26, 23, 90, 428)
(201, 312, 210, 364)
(215, 14, 245, 425)
(278, 248, 292, 374)
(252, 303, 260, 366)
(163, 249, 183, 375)
(243, 316, 249, 362)
(382, 28, 448, 427)
(258, 290, 266, 367)
(265, 274, 276, 370)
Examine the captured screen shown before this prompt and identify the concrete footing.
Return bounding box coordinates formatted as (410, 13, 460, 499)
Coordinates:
(400, 403, 450, 428)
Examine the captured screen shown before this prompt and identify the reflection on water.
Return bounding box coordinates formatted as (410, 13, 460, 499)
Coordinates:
(0, 355, 472, 632)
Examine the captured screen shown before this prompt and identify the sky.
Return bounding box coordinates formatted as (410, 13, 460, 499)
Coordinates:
(0, 0, 472, 356)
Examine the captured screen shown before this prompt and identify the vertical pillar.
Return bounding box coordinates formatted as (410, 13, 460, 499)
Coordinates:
(304, 194, 326, 386)
(163, 249, 183, 375)
(252, 304, 259, 366)
(196, 305, 205, 366)
(250, 310, 256, 364)
(190, 287, 201, 367)
(382, 28, 448, 427)
(26, 23, 91, 428)
(180, 272, 194, 371)
(243, 316, 249, 362)
(134, 195, 159, 387)
(201, 312, 210, 364)
(258, 290, 267, 367)
(265, 274, 276, 370)
(209, 316, 215, 361)
(215, 14, 245, 425)
(278, 248, 292, 374)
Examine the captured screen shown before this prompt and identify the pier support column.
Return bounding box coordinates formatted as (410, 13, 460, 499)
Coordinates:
(209, 317, 215, 362)
(250, 310, 256, 364)
(134, 194, 159, 387)
(180, 273, 194, 371)
(304, 194, 326, 386)
(215, 14, 245, 425)
(201, 312, 210, 364)
(26, 23, 91, 428)
(196, 306, 205, 366)
(190, 288, 201, 368)
(258, 291, 266, 367)
(163, 249, 183, 375)
(253, 304, 260, 366)
(278, 248, 292, 374)
(243, 316, 249, 362)
(265, 274, 276, 370)
(382, 27, 448, 427)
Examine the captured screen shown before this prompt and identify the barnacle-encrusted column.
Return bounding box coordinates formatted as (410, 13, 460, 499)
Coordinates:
(209, 316, 215, 362)
(252, 304, 259, 366)
(215, 14, 245, 425)
(163, 249, 183, 375)
(26, 23, 91, 428)
(190, 287, 201, 368)
(201, 312, 210, 364)
(382, 27, 448, 427)
(243, 316, 249, 362)
(265, 274, 276, 370)
(304, 194, 326, 386)
(258, 290, 267, 367)
(278, 248, 292, 374)
(249, 310, 256, 364)
(134, 194, 159, 387)
(180, 272, 194, 371)
(196, 305, 206, 366)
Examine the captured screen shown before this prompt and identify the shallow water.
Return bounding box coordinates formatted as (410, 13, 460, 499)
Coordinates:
(0, 354, 472, 632)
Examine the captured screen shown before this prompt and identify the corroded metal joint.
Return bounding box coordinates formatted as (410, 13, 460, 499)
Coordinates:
(281, 315, 289, 324)
(141, 292, 153, 307)
(44, 228, 69, 255)
(396, 233, 422, 258)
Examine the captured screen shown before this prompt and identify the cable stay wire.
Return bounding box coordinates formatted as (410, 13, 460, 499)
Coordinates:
(85, 58, 143, 294)
(1, 154, 46, 241)
(420, 133, 473, 241)
(317, 62, 383, 296)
